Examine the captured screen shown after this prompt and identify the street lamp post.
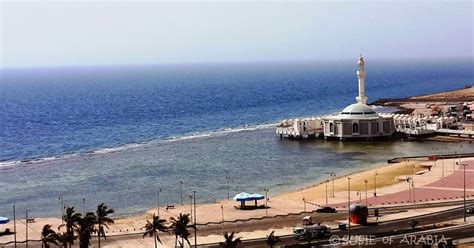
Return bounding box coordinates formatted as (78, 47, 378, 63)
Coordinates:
(374, 171, 378, 197)
(189, 194, 193, 222)
(364, 179, 368, 206)
(12, 204, 16, 248)
(348, 177, 351, 240)
(225, 175, 231, 201)
(407, 177, 411, 203)
(462, 163, 467, 222)
(179, 180, 184, 205)
(25, 209, 29, 248)
(331, 172, 336, 198)
(157, 188, 161, 216)
(220, 205, 224, 235)
(325, 171, 336, 198)
(303, 198, 306, 212)
(59, 194, 64, 223)
(82, 195, 86, 215)
(264, 187, 269, 216)
(325, 180, 329, 205)
(192, 190, 197, 248)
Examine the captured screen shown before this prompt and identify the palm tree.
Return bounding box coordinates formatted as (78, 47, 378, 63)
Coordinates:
(95, 203, 115, 248)
(54, 232, 71, 248)
(41, 224, 58, 248)
(220, 231, 242, 248)
(143, 214, 168, 248)
(265, 230, 280, 248)
(169, 213, 192, 248)
(77, 212, 97, 248)
(59, 207, 81, 248)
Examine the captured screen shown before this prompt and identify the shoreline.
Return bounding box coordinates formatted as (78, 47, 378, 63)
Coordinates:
(3, 154, 472, 246)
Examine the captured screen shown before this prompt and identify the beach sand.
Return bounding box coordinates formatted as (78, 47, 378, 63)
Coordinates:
(2, 156, 473, 247)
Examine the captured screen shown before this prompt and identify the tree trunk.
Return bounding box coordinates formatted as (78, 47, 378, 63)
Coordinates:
(98, 223, 101, 248)
(154, 232, 157, 248)
(175, 235, 177, 248)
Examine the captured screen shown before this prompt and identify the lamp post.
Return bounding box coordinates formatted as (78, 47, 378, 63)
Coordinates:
(179, 180, 184, 205)
(25, 209, 29, 248)
(192, 190, 197, 248)
(225, 175, 231, 201)
(264, 187, 269, 216)
(364, 179, 368, 206)
(303, 198, 306, 212)
(442, 150, 445, 181)
(325, 180, 329, 205)
(412, 175, 416, 209)
(59, 194, 64, 223)
(12, 204, 16, 248)
(407, 177, 411, 203)
(189, 194, 194, 222)
(220, 205, 224, 235)
(82, 195, 86, 215)
(374, 171, 378, 197)
(157, 188, 161, 216)
(331, 172, 336, 198)
(325, 171, 335, 198)
(348, 177, 351, 240)
(462, 163, 467, 222)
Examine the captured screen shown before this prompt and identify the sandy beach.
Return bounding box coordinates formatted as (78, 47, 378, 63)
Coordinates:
(2, 155, 473, 247)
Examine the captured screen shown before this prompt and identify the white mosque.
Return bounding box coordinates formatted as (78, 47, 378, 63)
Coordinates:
(276, 56, 395, 140)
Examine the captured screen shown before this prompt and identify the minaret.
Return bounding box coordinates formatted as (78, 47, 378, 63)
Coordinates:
(356, 55, 368, 105)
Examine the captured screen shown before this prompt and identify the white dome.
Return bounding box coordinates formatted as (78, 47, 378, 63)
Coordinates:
(341, 103, 377, 115)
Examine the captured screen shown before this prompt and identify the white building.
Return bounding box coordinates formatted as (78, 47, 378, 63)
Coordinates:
(277, 56, 395, 140)
(322, 56, 394, 140)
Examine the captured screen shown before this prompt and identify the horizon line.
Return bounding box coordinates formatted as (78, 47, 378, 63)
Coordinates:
(1, 56, 472, 71)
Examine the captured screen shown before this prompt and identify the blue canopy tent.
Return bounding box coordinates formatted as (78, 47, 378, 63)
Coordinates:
(233, 192, 265, 209)
(0, 217, 9, 224)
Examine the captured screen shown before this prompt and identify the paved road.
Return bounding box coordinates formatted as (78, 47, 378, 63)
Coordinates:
(201, 204, 474, 247)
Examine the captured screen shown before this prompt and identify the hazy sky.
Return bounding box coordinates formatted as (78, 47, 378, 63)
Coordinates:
(1, 0, 472, 68)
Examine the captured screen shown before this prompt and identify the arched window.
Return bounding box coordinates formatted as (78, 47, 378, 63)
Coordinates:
(330, 123, 334, 133)
(352, 123, 359, 133)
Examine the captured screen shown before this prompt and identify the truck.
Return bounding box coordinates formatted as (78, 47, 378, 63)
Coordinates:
(293, 224, 331, 240)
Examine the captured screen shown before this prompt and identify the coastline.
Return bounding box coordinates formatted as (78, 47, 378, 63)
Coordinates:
(3, 154, 472, 246)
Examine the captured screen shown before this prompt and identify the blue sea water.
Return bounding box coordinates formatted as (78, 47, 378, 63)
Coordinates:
(0, 59, 473, 218)
(1, 60, 472, 163)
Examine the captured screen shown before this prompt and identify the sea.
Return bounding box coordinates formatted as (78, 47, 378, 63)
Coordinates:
(1, 59, 473, 218)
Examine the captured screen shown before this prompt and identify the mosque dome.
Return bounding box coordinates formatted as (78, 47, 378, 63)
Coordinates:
(339, 103, 378, 117)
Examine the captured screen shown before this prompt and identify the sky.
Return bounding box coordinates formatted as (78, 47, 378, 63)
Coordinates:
(0, 0, 472, 68)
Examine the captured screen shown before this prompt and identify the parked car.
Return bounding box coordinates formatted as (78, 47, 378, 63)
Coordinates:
(466, 207, 474, 214)
(316, 206, 337, 213)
